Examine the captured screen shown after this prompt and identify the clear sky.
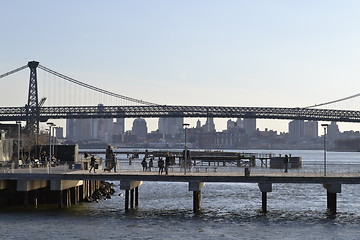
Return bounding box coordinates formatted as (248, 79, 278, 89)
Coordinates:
(1, 1, 360, 133)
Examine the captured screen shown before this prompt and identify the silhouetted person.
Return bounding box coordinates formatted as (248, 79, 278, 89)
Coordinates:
(158, 157, 164, 175)
(141, 158, 147, 171)
(89, 155, 96, 173)
(149, 158, 154, 171)
(284, 154, 289, 173)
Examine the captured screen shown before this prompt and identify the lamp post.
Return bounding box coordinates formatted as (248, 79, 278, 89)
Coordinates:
(183, 123, 190, 175)
(16, 121, 21, 168)
(321, 124, 329, 176)
(47, 122, 55, 170)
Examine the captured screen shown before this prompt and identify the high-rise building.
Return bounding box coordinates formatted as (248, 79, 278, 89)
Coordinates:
(304, 121, 318, 139)
(158, 117, 183, 136)
(328, 121, 340, 141)
(114, 118, 125, 135)
(288, 120, 304, 142)
(243, 118, 256, 137)
(203, 117, 216, 132)
(132, 118, 148, 140)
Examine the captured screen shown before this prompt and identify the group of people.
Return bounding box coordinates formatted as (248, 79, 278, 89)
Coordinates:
(141, 157, 171, 175)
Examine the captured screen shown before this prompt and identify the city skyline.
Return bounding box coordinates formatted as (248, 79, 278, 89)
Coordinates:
(2, 1, 360, 133)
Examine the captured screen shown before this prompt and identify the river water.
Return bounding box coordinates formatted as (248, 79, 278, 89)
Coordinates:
(1, 150, 360, 240)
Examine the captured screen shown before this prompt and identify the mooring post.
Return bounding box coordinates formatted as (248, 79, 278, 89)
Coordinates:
(258, 183, 272, 213)
(135, 187, 139, 207)
(189, 182, 205, 213)
(323, 184, 341, 215)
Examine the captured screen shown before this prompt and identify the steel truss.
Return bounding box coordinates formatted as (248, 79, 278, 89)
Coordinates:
(0, 105, 360, 123)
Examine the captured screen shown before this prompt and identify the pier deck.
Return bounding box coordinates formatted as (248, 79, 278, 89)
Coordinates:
(0, 166, 358, 214)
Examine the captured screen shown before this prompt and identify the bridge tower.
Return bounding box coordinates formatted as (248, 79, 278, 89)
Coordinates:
(25, 61, 40, 147)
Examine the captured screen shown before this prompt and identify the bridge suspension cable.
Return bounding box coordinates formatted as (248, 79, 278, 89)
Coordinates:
(0, 65, 28, 79)
(305, 92, 360, 108)
(37, 64, 157, 106)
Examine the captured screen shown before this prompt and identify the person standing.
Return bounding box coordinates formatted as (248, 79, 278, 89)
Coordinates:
(165, 156, 170, 175)
(158, 157, 164, 175)
(284, 154, 289, 173)
(149, 158, 154, 171)
(89, 155, 96, 173)
(141, 158, 148, 171)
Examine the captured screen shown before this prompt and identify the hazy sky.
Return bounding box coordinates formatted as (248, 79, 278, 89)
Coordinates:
(1, 1, 360, 133)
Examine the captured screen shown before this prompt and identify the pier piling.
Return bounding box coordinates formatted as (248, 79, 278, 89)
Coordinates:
(323, 184, 341, 214)
(120, 181, 143, 210)
(258, 183, 272, 213)
(189, 182, 205, 213)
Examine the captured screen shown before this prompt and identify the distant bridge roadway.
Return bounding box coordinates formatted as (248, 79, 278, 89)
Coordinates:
(0, 105, 359, 123)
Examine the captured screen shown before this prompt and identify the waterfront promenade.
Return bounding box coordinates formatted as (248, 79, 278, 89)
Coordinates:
(1, 163, 360, 214)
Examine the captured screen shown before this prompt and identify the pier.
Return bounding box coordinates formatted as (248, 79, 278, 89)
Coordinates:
(0, 164, 358, 215)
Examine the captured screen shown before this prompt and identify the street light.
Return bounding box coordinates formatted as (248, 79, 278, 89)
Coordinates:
(321, 123, 329, 176)
(16, 121, 21, 168)
(183, 123, 190, 175)
(47, 122, 55, 170)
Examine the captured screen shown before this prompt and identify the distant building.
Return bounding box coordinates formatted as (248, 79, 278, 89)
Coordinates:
(196, 119, 201, 129)
(132, 118, 148, 140)
(304, 121, 318, 140)
(243, 118, 256, 137)
(158, 117, 183, 137)
(288, 120, 304, 142)
(65, 104, 116, 144)
(113, 118, 125, 135)
(328, 121, 340, 141)
(203, 117, 216, 132)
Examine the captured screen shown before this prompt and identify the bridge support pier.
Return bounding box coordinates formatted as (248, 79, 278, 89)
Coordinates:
(323, 184, 341, 214)
(258, 183, 272, 213)
(120, 181, 143, 211)
(189, 182, 205, 213)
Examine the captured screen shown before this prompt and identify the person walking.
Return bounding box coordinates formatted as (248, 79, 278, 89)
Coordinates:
(89, 155, 97, 173)
(284, 154, 289, 173)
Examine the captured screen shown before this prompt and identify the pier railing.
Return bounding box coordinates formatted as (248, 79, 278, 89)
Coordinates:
(1, 159, 360, 175)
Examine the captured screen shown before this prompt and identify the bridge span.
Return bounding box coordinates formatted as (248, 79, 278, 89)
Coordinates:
(1, 105, 360, 122)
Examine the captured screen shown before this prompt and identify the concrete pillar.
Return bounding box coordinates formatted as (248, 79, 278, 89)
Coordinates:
(189, 182, 205, 213)
(323, 184, 341, 214)
(258, 183, 272, 213)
